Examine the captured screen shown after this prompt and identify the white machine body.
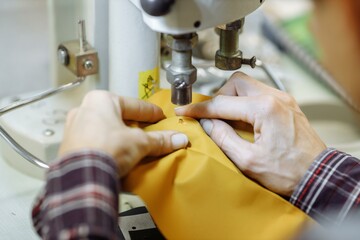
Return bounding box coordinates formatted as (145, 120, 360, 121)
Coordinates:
(129, 0, 264, 34)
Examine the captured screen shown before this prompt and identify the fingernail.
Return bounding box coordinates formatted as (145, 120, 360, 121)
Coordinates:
(174, 106, 185, 115)
(200, 119, 213, 135)
(171, 133, 188, 149)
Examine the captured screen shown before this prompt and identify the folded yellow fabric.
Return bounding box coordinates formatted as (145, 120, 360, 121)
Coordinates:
(123, 89, 313, 240)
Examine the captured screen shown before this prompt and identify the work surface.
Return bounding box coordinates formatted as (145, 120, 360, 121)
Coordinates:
(0, 155, 43, 239)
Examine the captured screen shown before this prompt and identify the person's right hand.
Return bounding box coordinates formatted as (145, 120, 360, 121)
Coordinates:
(59, 90, 188, 177)
(175, 72, 326, 197)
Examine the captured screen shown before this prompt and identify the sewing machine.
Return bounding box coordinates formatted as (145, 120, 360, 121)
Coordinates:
(128, 0, 263, 105)
(55, 0, 265, 103)
(3, 1, 360, 238)
(0, 0, 264, 177)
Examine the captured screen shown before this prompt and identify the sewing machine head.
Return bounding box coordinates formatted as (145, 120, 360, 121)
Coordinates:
(130, 0, 265, 105)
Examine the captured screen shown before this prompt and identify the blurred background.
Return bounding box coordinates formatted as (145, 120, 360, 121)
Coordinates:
(0, 0, 50, 98)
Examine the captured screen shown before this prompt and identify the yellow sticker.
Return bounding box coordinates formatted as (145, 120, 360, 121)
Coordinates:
(138, 67, 160, 99)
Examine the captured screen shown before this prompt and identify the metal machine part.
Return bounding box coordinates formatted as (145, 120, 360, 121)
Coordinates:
(57, 20, 99, 77)
(256, 59, 287, 92)
(0, 20, 98, 169)
(130, 0, 265, 104)
(166, 33, 198, 105)
(129, 0, 264, 35)
(140, 0, 175, 16)
(215, 19, 256, 70)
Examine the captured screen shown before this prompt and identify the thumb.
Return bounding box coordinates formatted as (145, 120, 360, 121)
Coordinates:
(145, 131, 189, 157)
(200, 119, 252, 162)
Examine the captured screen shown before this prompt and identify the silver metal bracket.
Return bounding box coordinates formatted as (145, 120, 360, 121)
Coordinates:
(0, 20, 98, 169)
(57, 20, 99, 77)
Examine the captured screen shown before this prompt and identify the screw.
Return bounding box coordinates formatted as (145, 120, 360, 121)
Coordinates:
(83, 60, 93, 70)
(242, 56, 257, 68)
(43, 129, 55, 137)
(174, 80, 186, 89)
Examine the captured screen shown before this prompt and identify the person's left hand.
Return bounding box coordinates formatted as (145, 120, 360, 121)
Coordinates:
(59, 90, 188, 177)
(175, 72, 326, 196)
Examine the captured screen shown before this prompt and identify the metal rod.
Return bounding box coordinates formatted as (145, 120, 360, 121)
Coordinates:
(0, 77, 85, 116)
(78, 20, 87, 53)
(0, 126, 49, 169)
(256, 59, 287, 92)
(0, 77, 85, 169)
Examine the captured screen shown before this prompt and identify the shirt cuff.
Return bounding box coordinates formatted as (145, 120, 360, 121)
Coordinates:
(32, 150, 120, 239)
(290, 148, 360, 225)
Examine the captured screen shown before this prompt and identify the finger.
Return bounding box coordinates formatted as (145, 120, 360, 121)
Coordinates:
(175, 95, 267, 125)
(117, 130, 188, 178)
(81, 91, 165, 122)
(216, 71, 252, 96)
(145, 131, 189, 157)
(118, 96, 165, 123)
(81, 90, 120, 113)
(217, 71, 284, 98)
(200, 119, 253, 165)
(65, 108, 78, 124)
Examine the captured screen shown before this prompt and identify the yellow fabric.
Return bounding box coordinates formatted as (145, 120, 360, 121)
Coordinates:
(123, 90, 313, 240)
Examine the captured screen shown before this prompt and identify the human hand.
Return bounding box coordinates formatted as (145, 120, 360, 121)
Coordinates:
(175, 72, 326, 197)
(59, 90, 188, 177)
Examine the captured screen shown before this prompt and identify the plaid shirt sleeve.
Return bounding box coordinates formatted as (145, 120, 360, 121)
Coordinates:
(290, 148, 360, 225)
(32, 150, 120, 240)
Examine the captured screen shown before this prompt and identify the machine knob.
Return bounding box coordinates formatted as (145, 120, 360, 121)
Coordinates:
(140, 0, 175, 16)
